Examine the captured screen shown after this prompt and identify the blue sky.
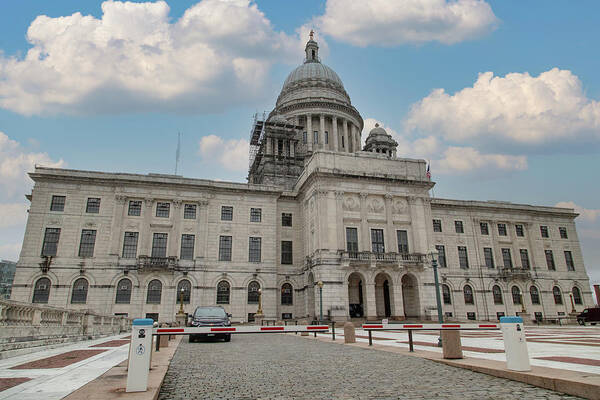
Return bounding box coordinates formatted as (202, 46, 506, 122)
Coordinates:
(0, 0, 598, 289)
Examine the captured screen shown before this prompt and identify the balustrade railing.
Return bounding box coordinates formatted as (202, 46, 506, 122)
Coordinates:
(137, 255, 178, 270)
(340, 251, 425, 264)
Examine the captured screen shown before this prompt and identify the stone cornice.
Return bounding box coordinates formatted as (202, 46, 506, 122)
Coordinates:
(431, 198, 578, 218)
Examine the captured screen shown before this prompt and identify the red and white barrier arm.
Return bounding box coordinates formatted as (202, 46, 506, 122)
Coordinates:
(154, 324, 330, 335)
(361, 323, 499, 330)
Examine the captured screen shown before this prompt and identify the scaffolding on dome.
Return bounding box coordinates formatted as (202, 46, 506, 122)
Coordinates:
(248, 111, 267, 171)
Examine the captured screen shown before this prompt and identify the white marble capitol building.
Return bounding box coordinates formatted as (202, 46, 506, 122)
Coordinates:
(10, 36, 594, 323)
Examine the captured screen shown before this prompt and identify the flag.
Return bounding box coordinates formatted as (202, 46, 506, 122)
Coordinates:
(426, 162, 431, 179)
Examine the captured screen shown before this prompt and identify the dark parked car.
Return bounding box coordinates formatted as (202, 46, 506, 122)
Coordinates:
(189, 306, 232, 342)
(577, 307, 600, 325)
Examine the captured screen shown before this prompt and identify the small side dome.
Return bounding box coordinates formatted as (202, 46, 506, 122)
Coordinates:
(267, 114, 289, 125)
(363, 123, 398, 157)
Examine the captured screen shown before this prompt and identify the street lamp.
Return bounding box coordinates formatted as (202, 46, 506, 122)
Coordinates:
(569, 293, 576, 313)
(178, 286, 185, 314)
(428, 247, 443, 347)
(256, 288, 264, 316)
(317, 281, 324, 323)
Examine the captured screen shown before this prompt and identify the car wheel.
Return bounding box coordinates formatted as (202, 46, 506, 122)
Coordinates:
(578, 320, 585, 326)
(592, 322, 597, 326)
(224, 335, 231, 342)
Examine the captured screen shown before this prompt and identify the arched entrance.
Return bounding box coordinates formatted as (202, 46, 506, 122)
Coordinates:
(401, 274, 420, 318)
(307, 272, 315, 318)
(375, 273, 393, 317)
(348, 272, 364, 318)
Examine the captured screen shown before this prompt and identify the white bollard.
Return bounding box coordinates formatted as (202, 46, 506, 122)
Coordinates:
(500, 316, 531, 371)
(126, 318, 154, 392)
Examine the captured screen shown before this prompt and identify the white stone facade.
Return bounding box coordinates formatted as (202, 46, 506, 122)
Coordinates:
(10, 37, 594, 323)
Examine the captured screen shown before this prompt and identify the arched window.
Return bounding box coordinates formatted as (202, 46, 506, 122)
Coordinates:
(32, 277, 51, 304)
(71, 278, 89, 304)
(442, 284, 451, 305)
(115, 278, 132, 304)
(281, 283, 293, 305)
(463, 285, 474, 305)
(553, 286, 563, 305)
(217, 281, 230, 304)
(176, 280, 191, 304)
(511, 286, 521, 304)
(146, 279, 162, 304)
(572, 287, 582, 305)
(492, 285, 503, 305)
(248, 281, 260, 304)
(530, 286, 540, 305)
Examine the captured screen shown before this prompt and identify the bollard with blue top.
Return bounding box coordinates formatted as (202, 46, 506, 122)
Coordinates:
(126, 318, 154, 392)
(499, 316, 531, 371)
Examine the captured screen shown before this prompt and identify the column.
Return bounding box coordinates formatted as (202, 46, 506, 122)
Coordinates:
(332, 116, 339, 151)
(359, 192, 369, 252)
(266, 137, 272, 155)
(352, 124, 360, 152)
(141, 198, 153, 255)
(319, 114, 325, 150)
(110, 195, 127, 256)
(335, 191, 345, 250)
(343, 120, 349, 153)
(274, 139, 279, 156)
(306, 114, 313, 152)
(198, 200, 209, 259)
(170, 200, 182, 257)
(384, 194, 394, 254)
(364, 282, 377, 318)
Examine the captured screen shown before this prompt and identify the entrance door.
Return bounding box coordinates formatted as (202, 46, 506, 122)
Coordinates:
(348, 273, 364, 317)
(383, 280, 391, 317)
(401, 274, 420, 318)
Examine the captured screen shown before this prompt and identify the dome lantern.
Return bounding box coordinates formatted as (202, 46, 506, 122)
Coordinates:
(363, 123, 398, 157)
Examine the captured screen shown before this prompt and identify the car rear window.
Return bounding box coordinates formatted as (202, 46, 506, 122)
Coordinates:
(194, 307, 226, 318)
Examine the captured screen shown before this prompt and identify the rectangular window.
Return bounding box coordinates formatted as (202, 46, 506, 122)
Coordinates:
(250, 208, 262, 222)
(371, 229, 385, 253)
(128, 200, 142, 216)
(520, 249, 530, 269)
(341, 135, 345, 148)
(221, 206, 233, 221)
(515, 224, 524, 237)
(86, 198, 101, 213)
(281, 241, 293, 265)
(455, 221, 464, 234)
(545, 249, 555, 270)
(180, 234, 195, 260)
(78, 229, 97, 258)
(277, 139, 283, 155)
(501, 248, 512, 268)
(435, 245, 446, 268)
(325, 131, 329, 144)
(458, 246, 469, 269)
(396, 230, 409, 253)
(559, 227, 568, 239)
(156, 202, 170, 218)
(41, 228, 61, 256)
(282, 213, 292, 227)
(483, 247, 494, 268)
(184, 204, 197, 219)
(564, 251, 575, 271)
(219, 236, 232, 261)
(313, 131, 318, 144)
(498, 223, 507, 236)
(249, 237, 261, 262)
(122, 232, 138, 258)
(50, 195, 66, 211)
(303, 131, 307, 144)
(151, 233, 168, 258)
(433, 219, 442, 233)
(480, 222, 489, 235)
(540, 225, 549, 238)
(346, 228, 359, 255)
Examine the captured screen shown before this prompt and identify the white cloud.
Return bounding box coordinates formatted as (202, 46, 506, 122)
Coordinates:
(198, 134, 249, 172)
(0, 132, 65, 199)
(315, 0, 498, 47)
(0, 203, 28, 229)
(555, 201, 600, 223)
(406, 68, 600, 150)
(0, 0, 304, 116)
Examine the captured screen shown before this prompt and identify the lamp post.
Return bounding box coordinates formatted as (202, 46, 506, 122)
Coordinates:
(569, 293, 576, 313)
(178, 287, 185, 314)
(317, 281, 324, 323)
(256, 288, 264, 316)
(429, 247, 443, 347)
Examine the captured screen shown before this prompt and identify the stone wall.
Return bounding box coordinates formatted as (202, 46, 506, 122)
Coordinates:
(0, 299, 131, 359)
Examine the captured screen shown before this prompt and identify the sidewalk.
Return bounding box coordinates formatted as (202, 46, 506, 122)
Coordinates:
(0, 333, 131, 400)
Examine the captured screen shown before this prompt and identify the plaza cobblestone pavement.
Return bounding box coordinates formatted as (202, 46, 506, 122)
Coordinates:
(158, 334, 582, 400)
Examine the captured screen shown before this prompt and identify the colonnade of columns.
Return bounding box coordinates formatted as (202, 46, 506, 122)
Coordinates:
(265, 137, 296, 157)
(295, 113, 361, 153)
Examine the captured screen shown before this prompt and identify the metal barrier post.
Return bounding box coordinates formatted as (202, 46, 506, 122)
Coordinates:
(332, 322, 335, 341)
(408, 330, 414, 352)
(500, 316, 531, 371)
(126, 318, 154, 393)
(368, 330, 373, 346)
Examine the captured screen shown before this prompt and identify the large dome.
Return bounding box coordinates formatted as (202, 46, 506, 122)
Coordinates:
(282, 62, 345, 93)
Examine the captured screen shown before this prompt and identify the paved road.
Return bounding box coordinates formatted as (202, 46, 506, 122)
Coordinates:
(158, 334, 580, 400)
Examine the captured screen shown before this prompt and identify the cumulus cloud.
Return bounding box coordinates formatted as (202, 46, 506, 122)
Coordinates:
(406, 68, 600, 150)
(0, 132, 65, 198)
(0, 0, 305, 116)
(555, 201, 600, 223)
(198, 134, 249, 172)
(315, 0, 498, 47)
